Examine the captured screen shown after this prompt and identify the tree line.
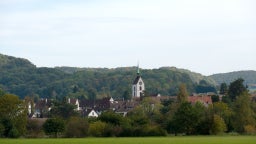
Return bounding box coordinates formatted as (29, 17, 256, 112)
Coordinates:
(0, 78, 255, 138)
(0, 53, 217, 100)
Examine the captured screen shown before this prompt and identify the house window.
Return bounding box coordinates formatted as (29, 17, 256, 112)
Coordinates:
(140, 86, 142, 90)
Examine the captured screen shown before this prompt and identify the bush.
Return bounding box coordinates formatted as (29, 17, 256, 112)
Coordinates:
(43, 118, 65, 138)
(65, 117, 89, 138)
(144, 126, 167, 136)
(131, 125, 166, 137)
(244, 125, 256, 135)
(0, 123, 5, 137)
(88, 121, 107, 137)
(26, 118, 45, 138)
(8, 128, 20, 138)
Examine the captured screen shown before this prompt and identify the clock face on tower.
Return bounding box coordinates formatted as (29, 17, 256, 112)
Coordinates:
(139, 82, 142, 85)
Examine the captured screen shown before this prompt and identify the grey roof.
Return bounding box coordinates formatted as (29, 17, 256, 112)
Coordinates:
(133, 75, 141, 84)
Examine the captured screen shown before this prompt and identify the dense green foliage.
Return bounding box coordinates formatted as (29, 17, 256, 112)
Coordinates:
(0, 94, 27, 138)
(0, 54, 216, 100)
(0, 78, 256, 138)
(219, 83, 228, 95)
(43, 118, 65, 137)
(177, 84, 188, 103)
(228, 78, 247, 101)
(1, 54, 256, 138)
(65, 117, 89, 138)
(49, 101, 79, 119)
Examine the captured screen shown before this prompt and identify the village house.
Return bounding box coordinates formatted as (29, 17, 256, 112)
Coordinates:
(67, 98, 79, 111)
(29, 66, 215, 118)
(132, 66, 145, 98)
(33, 98, 52, 118)
(83, 109, 99, 118)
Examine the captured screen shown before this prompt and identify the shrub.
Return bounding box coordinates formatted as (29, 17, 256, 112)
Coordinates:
(26, 118, 45, 138)
(65, 117, 89, 138)
(88, 121, 107, 137)
(244, 125, 256, 135)
(8, 128, 20, 138)
(43, 118, 65, 138)
(0, 123, 4, 137)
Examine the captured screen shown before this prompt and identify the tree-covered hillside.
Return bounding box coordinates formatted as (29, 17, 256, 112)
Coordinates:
(0, 53, 216, 99)
(209, 71, 256, 85)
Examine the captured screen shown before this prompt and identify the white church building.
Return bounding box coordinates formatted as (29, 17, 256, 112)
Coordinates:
(132, 66, 145, 98)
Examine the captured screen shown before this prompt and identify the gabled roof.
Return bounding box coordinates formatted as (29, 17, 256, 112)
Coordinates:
(82, 109, 99, 117)
(133, 75, 142, 84)
(68, 98, 78, 105)
(188, 95, 212, 105)
(79, 97, 111, 111)
(110, 100, 140, 113)
(35, 98, 52, 109)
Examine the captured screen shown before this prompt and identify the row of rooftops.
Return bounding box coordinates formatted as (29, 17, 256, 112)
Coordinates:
(29, 93, 215, 118)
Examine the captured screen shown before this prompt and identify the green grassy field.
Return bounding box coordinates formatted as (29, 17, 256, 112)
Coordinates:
(0, 136, 255, 144)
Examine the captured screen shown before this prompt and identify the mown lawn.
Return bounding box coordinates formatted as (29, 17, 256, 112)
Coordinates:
(0, 136, 255, 144)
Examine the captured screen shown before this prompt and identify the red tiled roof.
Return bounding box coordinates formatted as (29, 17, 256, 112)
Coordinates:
(188, 95, 212, 105)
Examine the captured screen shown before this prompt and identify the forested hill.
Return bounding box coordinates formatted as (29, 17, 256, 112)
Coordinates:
(0, 53, 217, 99)
(209, 71, 256, 85)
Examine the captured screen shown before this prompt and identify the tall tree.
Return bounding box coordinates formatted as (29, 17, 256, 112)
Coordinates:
(0, 94, 27, 137)
(177, 83, 188, 103)
(212, 102, 232, 131)
(210, 114, 227, 135)
(219, 83, 228, 95)
(232, 92, 256, 133)
(49, 102, 79, 119)
(123, 90, 131, 100)
(228, 78, 247, 101)
(170, 102, 200, 135)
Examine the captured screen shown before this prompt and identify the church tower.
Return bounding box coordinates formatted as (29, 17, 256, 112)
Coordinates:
(132, 65, 145, 98)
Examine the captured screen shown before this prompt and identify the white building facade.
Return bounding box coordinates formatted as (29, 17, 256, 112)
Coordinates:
(132, 67, 145, 98)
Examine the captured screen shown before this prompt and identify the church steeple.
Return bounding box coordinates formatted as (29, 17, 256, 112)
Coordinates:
(132, 63, 145, 98)
(137, 62, 140, 76)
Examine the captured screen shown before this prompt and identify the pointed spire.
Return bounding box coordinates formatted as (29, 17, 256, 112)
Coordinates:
(137, 62, 140, 75)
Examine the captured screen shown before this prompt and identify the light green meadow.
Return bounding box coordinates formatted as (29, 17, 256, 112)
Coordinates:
(0, 136, 255, 144)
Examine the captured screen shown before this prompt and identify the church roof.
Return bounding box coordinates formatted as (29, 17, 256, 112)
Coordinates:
(133, 75, 141, 84)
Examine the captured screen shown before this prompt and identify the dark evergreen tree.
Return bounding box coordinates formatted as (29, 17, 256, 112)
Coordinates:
(49, 102, 79, 119)
(219, 83, 228, 95)
(228, 78, 247, 101)
(123, 90, 131, 100)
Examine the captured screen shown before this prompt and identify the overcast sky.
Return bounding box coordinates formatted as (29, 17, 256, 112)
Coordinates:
(0, 0, 255, 75)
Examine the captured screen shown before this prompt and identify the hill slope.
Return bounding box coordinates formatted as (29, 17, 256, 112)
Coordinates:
(0, 53, 217, 99)
(209, 71, 256, 85)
